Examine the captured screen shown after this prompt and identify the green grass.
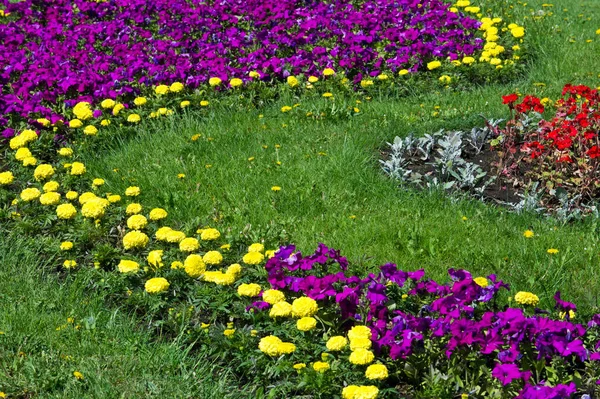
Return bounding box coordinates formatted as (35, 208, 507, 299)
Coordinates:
(3, 0, 600, 396)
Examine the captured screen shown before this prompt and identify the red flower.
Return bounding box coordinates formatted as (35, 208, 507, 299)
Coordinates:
(587, 145, 600, 159)
(554, 137, 572, 150)
(502, 93, 519, 104)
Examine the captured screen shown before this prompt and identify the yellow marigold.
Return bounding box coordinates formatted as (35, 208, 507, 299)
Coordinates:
(200, 100, 209, 106)
(514, 291, 539, 306)
(39, 192, 61, 206)
(170, 261, 183, 270)
(293, 363, 306, 370)
(73, 102, 93, 120)
(348, 325, 372, 341)
(134, 97, 147, 106)
(180, 101, 190, 108)
(237, 283, 262, 297)
(200, 228, 220, 240)
(221, 243, 231, 251)
(203, 271, 236, 285)
(278, 342, 296, 354)
(170, 82, 184, 92)
(259, 335, 283, 356)
(281, 106, 292, 113)
(72, 371, 84, 380)
(326, 336, 348, 351)
(126, 203, 142, 215)
(184, 254, 205, 278)
(34, 164, 55, 181)
(269, 301, 292, 318)
(20, 188, 41, 202)
(342, 385, 379, 399)
(43, 181, 59, 192)
(63, 260, 78, 269)
(547, 248, 559, 254)
(56, 203, 77, 219)
(291, 296, 318, 318)
(147, 250, 164, 268)
(22, 156, 37, 166)
(15, 147, 32, 161)
(91, 178, 104, 187)
(66, 191, 79, 200)
(69, 119, 83, 128)
(242, 251, 264, 265)
(427, 60, 442, 70)
(203, 250, 223, 265)
(101, 99, 116, 109)
(349, 337, 372, 350)
(127, 114, 141, 123)
(323, 92, 333, 97)
(230, 78, 243, 87)
(127, 214, 148, 230)
(209, 77, 222, 86)
(122, 231, 149, 250)
(155, 85, 170, 95)
(511, 27, 525, 38)
(349, 348, 375, 365)
(308, 76, 319, 83)
(149, 208, 167, 221)
(70, 162, 86, 176)
(166, 230, 185, 243)
(248, 243, 264, 253)
(224, 328, 235, 337)
(297, 317, 317, 331)
(37, 118, 51, 127)
(125, 186, 140, 196)
(262, 289, 285, 304)
(155, 226, 173, 241)
(145, 277, 170, 294)
(100, 119, 111, 126)
(265, 250, 276, 258)
(287, 76, 299, 87)
(118, 259, 140, 273)
(249, 71, 260, 78)
(360, 79, 373, 88)
(439, 75, 452, 84)
(81, 197, 109, 219)
(474, 277, 488, 288)
(0, 171, 14, 186)
(78, 192, 97, 204)
(107, 195, 121, 203)
(462, 56, 476, 65)
(83, 125, 98, 136)
(56, 148, 73, 158)
(365, 364, 388, 380)
(227, 263, 242, 276)
(312, 361, 329, 372)
(179, 237, 200, 252)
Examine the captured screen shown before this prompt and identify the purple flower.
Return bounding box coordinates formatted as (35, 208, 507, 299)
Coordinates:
(491, 363, 528, 386)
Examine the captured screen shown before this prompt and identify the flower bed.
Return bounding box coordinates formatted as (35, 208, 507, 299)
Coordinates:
(0, 0, 525, 131)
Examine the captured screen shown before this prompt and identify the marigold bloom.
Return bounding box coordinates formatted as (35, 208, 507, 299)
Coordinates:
(365, 364, 388, 380)
(287, 76, 298, 87)
(60, 241, 74, 251)
(348, 325, 371, 340)
(40, 192, 61, 206)
(125, 186, 140, 196)
(237, 283, 261, 297)
(547, 248, 559, 254)
(81, 197, 109, 219)
(147, 250, 164, 268)
(118, 260, 140, 273)
(184, 254, 205, 278)
(155, 85, 170, 95)
(73, 371, 84, 380)
(83, 125, 98, 135)
(209, 77, 222, 86)
(56, 203, 77, 219)
(514, 291, 539, 306)
(230, 78, 243, 87)
(200, 228, 220, 240)
(122, 231, 149, 250)
(179, 237, 199, 252)
(326, 336, 348, 351)
(20, 188, 41, 202)
(126, 203, 142, 215)
(34, 164, 55, 181)
(312, 361, 329, 372)
(203, 250, 223, 265)
(523, 230, 535, 238)
(262, 289, 285, 304)
(297, 317, 317, 331)
(248, 243, 264, 253)
(70, 162, 86, 176)
(170, 82, 184, 92)
(101, 99, 115, 109)
(127, 114, 141, 123)
(349, 348, 375, 365)
(474, 277, 488, 288)
(427, 60, 442, 70)
(291, 296, 318, 317)
(149, 208, 167, 220)
(259, 335, 283, 356)
(0, 171, 14, 186)
(63, 260, 78, 269)
(242, 251, 264, 265)
(269, 301, 292, 317)
(145, 277, 170, 294)
(127, 214, 148, 230)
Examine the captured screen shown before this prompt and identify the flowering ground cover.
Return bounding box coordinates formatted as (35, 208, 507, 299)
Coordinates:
(1, 0, 600, 398)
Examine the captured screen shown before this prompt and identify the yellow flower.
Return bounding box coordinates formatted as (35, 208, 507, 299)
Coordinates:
(365, 364, 388, 380)
(281, 106, 292, 113)
(147, 250, 164, 268)
(511, 27, 525, 38)
(349, 348, 375, 365)
(170, 82, 184, 92)
(221, 243, 231, 251)
(15, 147, 32, 161)
(308, 76, 319, 83)
(127, 214, 148, 230)
(265, 250, 276, 258)
(248, 243, 264, 253)
(200, 228, 220, 240)
(249, 71, 260, 78)
(547, 248, 559, 254)
(180, 101, 190, 108)
(271, 186, 281, 192)
(56, 204, 77, 219)
(101, 99, 116, 109)
(118, 260, 140, 273)
(398, 69, 409, 75)
(259, 335, 283, 356)
(125, 186, 140, 196)
(342, 386, 379, 399)
(291, 296, 318, 318)
(203, 250, 223, 265)
(462, 56, 475, 65)
(100, 119, 111, 126)
(39, 192, 61, 206)
(514, 291, 540, 306)
(323, 68, 335, 76)
(122, 231, 149, 250)
(348, 325, 371, 340)
(523, 230, 535, 238)
(230, 78, 243, 87)
(200, 100, 209, 107)
(34, 164, 55, 181)
(287, 76, 299, 87)
(146, 208, 167, 221)
(262, 289, 285, 304)
(323, 92, 333, 98)
(269, 301, 292, 318)
(83, 125, 98, 135)
(170, 261, 183, 270)
(126, 203, 142, 215)
(0, 171, 14, 186)
(184, 254, 205, 278)
(22, 156, 37, 166)
(107, 194, 121, 203)
(360, 79, 373, 88)
(293, 363, 306, 370)
(81, 197, 109, 219)
(377, 74, 388, 80)
(474, 277, 488, 288)
(69, 119, 83, 128)
(145, 277, 170, 294)
(127, 114, 141, 123)
(134, 97, 147, 106)
(209, 77, 222, 87)
(78, 192, 97, 204)
(60, 241, 74, 251)
(63, 260, 78, 269)
(312, 361, 329, 372)
(349, 337, 372, 350)
(277, 342, 296, 354)
(20, 188, 41, 202)
(70, 162, 86, 176)
(224, 329, 235, 337)
(237, 283, 262, 297)
(112, 103, 125, 115)
(242, 251, 265, 265)
(56, 148, 73, 158)
(326, 336, 348, 351)
(297, 316, 317, 331)
(427, 60, 442, 70)
(179, 237, 200, 252)
(66, 191, 79, 200)
(73, 371, 84, 380)
(37, 118, 51, 127)
(439, 75, 451, 84)
(73, 102, 93, 120)
(155, 85, 170, 95)
(227, 264, 242, 276)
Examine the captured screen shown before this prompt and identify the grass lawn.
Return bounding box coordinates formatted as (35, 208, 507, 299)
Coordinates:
(2, 0, 600, 397)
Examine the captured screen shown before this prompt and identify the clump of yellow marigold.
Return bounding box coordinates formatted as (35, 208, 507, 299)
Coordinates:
(56, 203, 77, 219)
(365, 364, 388, 380)
(224, 329, 235, 337)
(348, 325, 371, 341)
(78, 192, 97, 204)
(293, 363, 306, 370)
(248, 243, 264, 253)
(258, 335, 283, 356)
(145, 277, 170, 294)
(20, 188, 41, 202)
(155, 85, 169, 95)
(227, 263, 242, 276)
(66, 191, 79, 200)
(107, 194, 121, 203)
(33, 164, 55, 181)
(60, 241, 74, 251)
(170, 82, 184, 92)
(523, 230, 535, 238)
(126, 203, 142, 215)
(10, 129, 38, 149)
(73, 102, 93, 120)
(262, 289, 285, 304)
(474, 277, 488, 288)
(237, 283, 261, 297)
(291, 296, 318, 318)
(155, 226, 172, 241)
(184, 254, 205, 278)
(39, 192, 61, 206)
(15, 147, 32, 161)
(297, 317, 317, 331)
(229, 78, 243, 87)
(350, 337, 372, 350)
(278, 342, 296, 354)
(200, 228, 220, 240)
(127, 214, 148, 230)
(0, 171, 14, 185)
(149, 208, 168, 221)
(63, 260, 78, 269)
(203, 250, 223, 265)
(118, 260, 140, 273)
(83, 125, 98, 136)
(70, 162, 86, 176)
(101, 99, 116, 109)
(43, 181, 59, 192)
(125, 186, 140, 196)
(349, 348, 375, 365)
(342, 385, 379, 399)
(166, 230, 186, 243)
(242, 251, 264, 265)
(514, 291, 539, 306)
(208, 77, 222, 86)
(269, 301, 292, 318)
(312, 361, 330, 372)
(122, 231, 149, 250)
(81, 197, 109, 219)
(179, 237, 199, 252)
(127, 114, 141, 123)
(147, 250, 164, 268)
(326, 336, 348, 351)
(134, 97, 147, 106)
(203, 271, 236, 285)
